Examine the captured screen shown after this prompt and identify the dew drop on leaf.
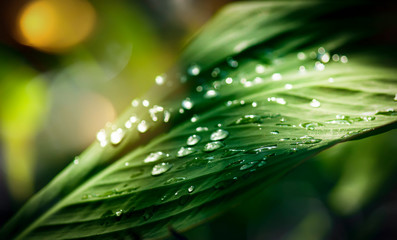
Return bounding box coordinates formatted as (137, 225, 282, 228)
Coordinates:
(210, 129, 229, 141)
(240, 162, 255, 171)
(96, 129, 108, 147)
(188, 185, 195, 193)
(177, 147, 195, 157)
(188, 64, 201, 76)
(110, 128, 125, 145)
(203, 141, 224, 152)
(151, 162, 173, 176)
(144, 151, 166, 163)
(182, 98, 194, 110)
(137, 120, 149, 133)
(204, 89, 218, 98)
(187, 134, 201, 146)
(310, 99, 321, 108)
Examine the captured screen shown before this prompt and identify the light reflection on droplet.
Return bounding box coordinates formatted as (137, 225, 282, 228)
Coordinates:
(204, 90, 217, 98)
(272, 73, 282, 81)
(188, 64, 201, 76)
(310, 99, 321, 108)
(110, 128, 125, 145)
(225, 77, 233, 84)
(137, 120, 148, 133)
(284, 84, 293, 90)
(142, 100, 150, 107)
(210, 129, 229, 141)
(155, 75, 165, 85)
(340, 55, 348, 63)
(96, 129, 107, 147)
(255, 64, 265, 73)
(187, 135, 201, 146)
(182, 98, 194, 110)
(297, 52, 306, 60)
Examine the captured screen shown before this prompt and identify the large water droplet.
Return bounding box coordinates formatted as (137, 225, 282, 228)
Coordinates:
(110, 128, 125, 145)
(203, 141, 224, 152)
(151, 162, 173, 176)
(144, 151, 166, 163)
(182, 98, 194, 110)
(137, 120, 149, 133)
(187, 135, 201, 146)
(210, 129, 229, 141)
(177, 147, 195, 157)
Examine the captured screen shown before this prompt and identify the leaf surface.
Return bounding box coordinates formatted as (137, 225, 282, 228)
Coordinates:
(2, 2, 397, 239)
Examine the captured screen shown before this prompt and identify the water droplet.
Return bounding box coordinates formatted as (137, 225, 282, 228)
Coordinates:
(252, 102, 258, 107)
(188, 185, 195, 193)
(310, 99, 321, 108)
(272, 73, 282, 81)
(165, 177, 187, 185)
(328, 77, 334, 83)
(204, 90, 218, 98)
(177, 147, 195, 157)
(291, 135, 322, 145)
(227, 57, 238, 68)
(142, 100, 150, 107)
(196, 126, 209, 132)
(255, 64, 266, 73)
(257, 160, 267, 167)
(300, 122, 323, 130)
(225, 77, 233, 84)
(144, 151, 166, 163)
(246, 145, 277, 154)
(163, 110, 171, 122)
(73, 157, 80, 165)
(332, 54, 340, 62)
(196, 86, 203, 92)
(149, 105, 164, 122)
(297, 52, 306, 60)
(279, 138, 290, 141)
(155, 75, 166, 85)
(187, 135, 201, 146)
(131, 99, 139, 107)
(268, 97, 286, 105)
(394, 94, 397, 101)
(340, 55, 348, 63)
(284, 84, 293, 90)
(110, 128, 125, 145)
(115, 209, 123, 217)
(211, 67, 221, 78)
(210, 129, 229, 141)
(240, 161, 255, 171)
(321, 53, 330, 63)
(191, 114, 199, 123)
(151, 162, 173, 176)
(137, 120, 149, 133)
(315, 61, 325, 71)
(270, 130, 279, 134)
(361, 116, 376, 121)
(96, 129, 108, 147)
(230, 115, 263, 125)
(299, 66, 306, 73)
(203, 141, 224, 152)
(188, 64, 201, 76)
(318, 47, 325, 54)
(182, 98, 194, 110)
(276, 123, 291, 127)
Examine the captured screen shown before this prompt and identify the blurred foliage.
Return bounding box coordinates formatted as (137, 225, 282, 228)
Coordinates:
(0, 0, 396, 239)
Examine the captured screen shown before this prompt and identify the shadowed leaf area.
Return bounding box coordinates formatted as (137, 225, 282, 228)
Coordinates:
(2, 1, 397, 239)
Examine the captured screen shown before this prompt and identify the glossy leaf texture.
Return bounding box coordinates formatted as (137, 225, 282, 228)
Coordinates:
(2, 1, 397, 239)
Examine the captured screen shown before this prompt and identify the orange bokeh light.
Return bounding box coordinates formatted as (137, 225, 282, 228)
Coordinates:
(16, 0, 96, 53)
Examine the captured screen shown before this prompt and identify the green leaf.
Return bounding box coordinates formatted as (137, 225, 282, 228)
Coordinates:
(2, 2, 397, 239)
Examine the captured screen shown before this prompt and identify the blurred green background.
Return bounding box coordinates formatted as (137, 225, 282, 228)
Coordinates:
(0, 0, 396, 239)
